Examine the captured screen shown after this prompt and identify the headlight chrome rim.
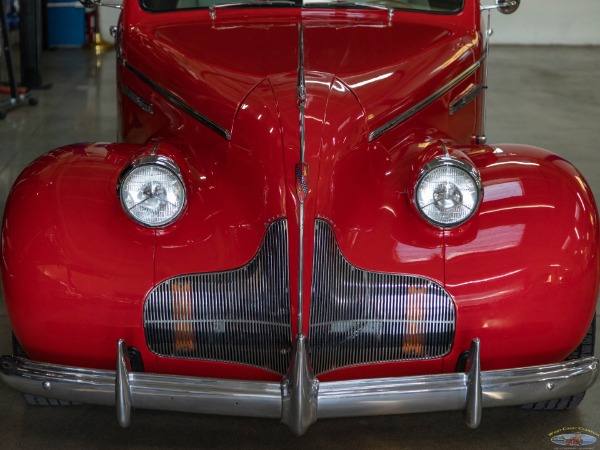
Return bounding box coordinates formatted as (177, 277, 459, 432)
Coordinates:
(414, 157, 482, 228)
(118, 155, 186, 228)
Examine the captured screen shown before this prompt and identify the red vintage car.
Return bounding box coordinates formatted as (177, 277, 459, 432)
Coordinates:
(0, 0, 597, 436)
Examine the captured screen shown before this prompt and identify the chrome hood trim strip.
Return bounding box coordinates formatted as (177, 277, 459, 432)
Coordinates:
(120, 85, 153, 114)
(449, 83, 484, 115)
(121, 59, 231, 141)
(369, 55, 485, 142)
(296, 22, 307, 333)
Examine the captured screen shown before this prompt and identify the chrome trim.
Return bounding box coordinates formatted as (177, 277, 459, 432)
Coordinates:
(80, 0, 122, 8)
(1, 344, 597, 435)
(497, 0, 520, 14)
(297, 22, 306, 168)
(121, 60, 231, 141)
(414, 156, 483, 228)
(369, 58, 484, 142)
(474, 9, 492, 144)
(116, 340, 132, 428)
(317, 356, 599, 418)
(465, 338, 482, 429)
(117, 155, 187, 228)
(1, 353, 282, 416)
(280, 334, 319, 436)
(296, 183, 307, 333)
(120, 85, 153, 114)
(449, 84, 484, 115)
(481, 0, 520, 14)
(307, 1, 393, 21)
(310, 220, 456, 375)
(297, 25, 306, 110)
(123, 154, 183, 175)
(296, 23, 307, 334)
(209, 1, 296, 20)
(143, 220, 292, 375)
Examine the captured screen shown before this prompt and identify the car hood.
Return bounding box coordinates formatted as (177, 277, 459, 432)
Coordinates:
(123, 12, 480, 137)
(121, 11, 482, 283)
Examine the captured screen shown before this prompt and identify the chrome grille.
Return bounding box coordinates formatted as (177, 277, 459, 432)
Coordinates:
(144, 220, 292, 375)
(309, 220, 455, 375)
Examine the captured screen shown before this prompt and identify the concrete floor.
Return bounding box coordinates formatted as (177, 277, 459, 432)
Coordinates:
(0, 46, 599, 449)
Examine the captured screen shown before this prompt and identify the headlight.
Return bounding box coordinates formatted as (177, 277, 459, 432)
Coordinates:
(415, 157, 482, 227)
(118, 156, 186, 227)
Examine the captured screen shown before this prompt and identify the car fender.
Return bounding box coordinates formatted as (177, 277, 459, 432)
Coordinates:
(446, 144, 599, 370)
(1, 143, 159, 369)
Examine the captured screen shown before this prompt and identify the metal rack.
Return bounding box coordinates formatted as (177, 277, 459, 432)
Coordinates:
(1, 0, 37, 120)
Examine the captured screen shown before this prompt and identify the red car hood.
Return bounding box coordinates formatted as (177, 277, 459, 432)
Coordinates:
(124, 11, 480, 136)
(120, 9, 482, 289)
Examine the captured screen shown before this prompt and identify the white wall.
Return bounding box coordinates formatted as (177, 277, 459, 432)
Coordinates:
(99, 4, 122, 43)
(490, 0, 600, 45)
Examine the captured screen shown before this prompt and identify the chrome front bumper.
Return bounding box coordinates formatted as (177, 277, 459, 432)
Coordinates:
(1, 336, 598, 436)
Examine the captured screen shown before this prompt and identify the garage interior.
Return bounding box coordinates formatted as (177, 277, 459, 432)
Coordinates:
(1, 2, 599, 449)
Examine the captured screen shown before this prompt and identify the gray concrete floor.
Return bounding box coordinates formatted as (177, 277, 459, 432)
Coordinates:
(0, 46, 599, 449)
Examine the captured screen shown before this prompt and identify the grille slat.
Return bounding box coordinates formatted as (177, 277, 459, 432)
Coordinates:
(144, 220, 292, 375)
(144, 218, 456, 377)
(309, 220, 456, 375)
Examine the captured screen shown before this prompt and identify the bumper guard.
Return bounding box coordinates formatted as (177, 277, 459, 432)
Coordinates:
(1, 335, 598, 435)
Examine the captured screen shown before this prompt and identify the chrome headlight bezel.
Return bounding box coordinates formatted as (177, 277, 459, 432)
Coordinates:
(118, 155, 186, 228)
(414, 157, 483, 228)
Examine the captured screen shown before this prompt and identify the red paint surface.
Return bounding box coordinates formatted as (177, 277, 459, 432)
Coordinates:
(2, 0, 597, 381)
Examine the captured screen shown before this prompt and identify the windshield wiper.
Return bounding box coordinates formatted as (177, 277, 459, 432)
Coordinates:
(209, 1, 300, 19)
(304, 0, 393, 18)
(209, 0, 393, 19)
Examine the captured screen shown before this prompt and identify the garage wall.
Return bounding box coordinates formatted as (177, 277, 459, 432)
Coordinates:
(98, 1, 600, 46)
(490, 0, 600, 45)
(98, 3, 122, 43)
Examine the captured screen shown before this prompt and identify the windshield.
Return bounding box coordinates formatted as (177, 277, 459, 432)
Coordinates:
(141, 0, 464, 13)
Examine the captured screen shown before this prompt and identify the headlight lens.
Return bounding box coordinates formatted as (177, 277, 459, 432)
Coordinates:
(415, 157, 482, 227)
(119, 156, 186, 227)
